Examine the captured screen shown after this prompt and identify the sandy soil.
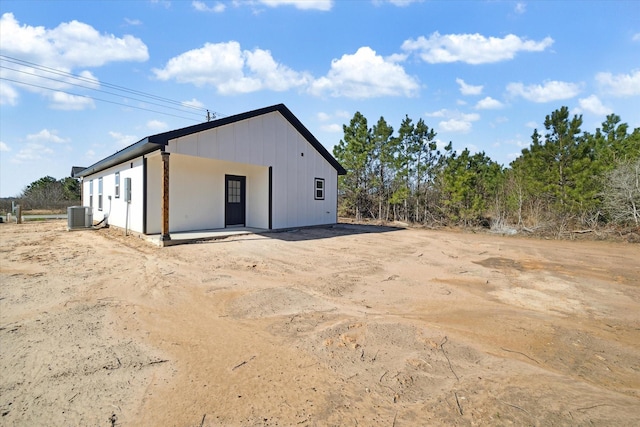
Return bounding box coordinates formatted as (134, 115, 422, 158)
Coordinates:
(1, 220, 639, 426)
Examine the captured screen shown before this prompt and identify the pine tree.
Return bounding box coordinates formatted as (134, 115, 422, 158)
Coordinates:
(333, 112, 373, 220)
(371, 117, 394, 220)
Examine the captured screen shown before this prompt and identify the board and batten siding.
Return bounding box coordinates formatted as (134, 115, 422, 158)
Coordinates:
(165, 111, 337, 230)
(81, 157, 145, 233)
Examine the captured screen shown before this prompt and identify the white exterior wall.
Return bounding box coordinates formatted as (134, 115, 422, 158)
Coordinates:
(166, 111, 338, 230)
(145, 155, 269, 234)
(81, 158, 145, 233)
(146, 153, 162, 235)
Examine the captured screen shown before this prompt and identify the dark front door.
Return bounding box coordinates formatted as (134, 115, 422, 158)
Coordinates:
(225, 175, 246, 227)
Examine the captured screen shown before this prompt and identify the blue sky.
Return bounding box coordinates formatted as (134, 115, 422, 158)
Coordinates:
(1, 0, 639, 197)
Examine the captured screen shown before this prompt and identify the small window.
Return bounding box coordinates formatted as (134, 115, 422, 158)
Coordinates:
(98, 177, 103, 211)
(115, 172, 120, 198)
(314, 178, 325, 200)
(228, 180, 241, 203)
(89, 180, 93, 208)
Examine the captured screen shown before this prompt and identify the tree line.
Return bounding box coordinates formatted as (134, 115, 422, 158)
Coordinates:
(1, 176, 81, 212)
(332, 106, 640, 233)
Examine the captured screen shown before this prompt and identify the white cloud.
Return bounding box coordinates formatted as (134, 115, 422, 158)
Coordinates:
(440, 119, 472, 133)
(258, 0, 333, 11)
(109, 131, 138, 147)
(153, 41, 311, 95)
(49, 91, 95, 110)
(402, 32, 553, 64)
(192, 1, 226, 12)
(309, 47, 420, 99)
(506, 80, 581, 102)
(0, 81, 19, 106)
(577, 94, 612, 116)
(182, 98, 205, 109)
(475, 96, 504, 110)
(150, 0, 171, 9)
(12, 143, 54, 163)
(595, 70, 640, 97)
(456, 78, 483, 95)
(633, 33, 640, 42)
(26, 129, 69, 144)
(124, 18, 142, 26)
(385, 52, 409, 63)
(245, 48, 312, 91)
(515, 2, 526, 14)
(0, 13, 148, 108)
(147, 120, 169, 131)
(425, 109, 447, 118)
(0, 13, 148, 69)
(525, 121, 537, 128)
(317, 111, 350, 132)
(0, 141, 10, 152)
(457, 112, 480, 122)
(426, 109, 480, 133)
(381, 0, 422, 6)
(321, 123, 342, 132)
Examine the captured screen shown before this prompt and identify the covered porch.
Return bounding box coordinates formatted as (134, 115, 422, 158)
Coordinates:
(145, 151, 271, 240)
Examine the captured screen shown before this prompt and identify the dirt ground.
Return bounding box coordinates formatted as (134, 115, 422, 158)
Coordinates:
(1, 220, 638, 426)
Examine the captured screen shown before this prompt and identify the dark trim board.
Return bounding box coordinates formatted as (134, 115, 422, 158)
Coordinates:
(268, 166, 273, 230)
(142, 156, 147, 234)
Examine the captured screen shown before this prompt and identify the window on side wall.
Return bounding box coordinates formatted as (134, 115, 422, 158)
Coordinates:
(89, 180, 93, 208)
(98, 177, 103, 211)
(115, 172, 120, 198)
(314, 178, 325, 200)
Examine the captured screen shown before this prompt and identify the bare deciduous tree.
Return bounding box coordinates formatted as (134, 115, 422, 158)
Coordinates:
(601, 159, 640, 225)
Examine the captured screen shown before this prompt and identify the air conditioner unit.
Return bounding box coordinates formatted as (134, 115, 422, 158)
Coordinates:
(67, 206, 93, 230)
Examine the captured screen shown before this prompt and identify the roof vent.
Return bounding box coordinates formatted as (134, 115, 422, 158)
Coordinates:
(67, 206, 93, 230)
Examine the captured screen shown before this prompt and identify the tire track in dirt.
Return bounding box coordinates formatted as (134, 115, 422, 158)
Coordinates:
(2, 221, 639, 426)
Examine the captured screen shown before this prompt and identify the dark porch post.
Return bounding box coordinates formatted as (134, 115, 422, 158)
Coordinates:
(161, 151, 171, 241)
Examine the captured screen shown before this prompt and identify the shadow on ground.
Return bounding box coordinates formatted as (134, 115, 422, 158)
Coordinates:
(259, 223, 404, 242)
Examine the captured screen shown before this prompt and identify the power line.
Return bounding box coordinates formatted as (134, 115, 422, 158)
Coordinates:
(0, 54, 224, 120)
(0, 54, 212, 114)
(0, 76, 204, 122)
(0, 64, 205, 118)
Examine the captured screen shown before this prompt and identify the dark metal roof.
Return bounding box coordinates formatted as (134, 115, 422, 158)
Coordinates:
(70, 166, 86, 178)
(73, 104, 346, 178)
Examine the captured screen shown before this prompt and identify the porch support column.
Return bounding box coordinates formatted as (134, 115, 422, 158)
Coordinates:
(160, 151, 171, 241)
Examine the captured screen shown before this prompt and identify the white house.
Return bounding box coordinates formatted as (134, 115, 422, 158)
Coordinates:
(72, 104, 346, 244)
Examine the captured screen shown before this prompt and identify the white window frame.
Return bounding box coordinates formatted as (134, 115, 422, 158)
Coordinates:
(115, 172, 120, 198)
(89, 180, 93, 208)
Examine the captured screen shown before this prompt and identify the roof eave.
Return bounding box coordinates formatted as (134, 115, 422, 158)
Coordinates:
(73, 138, 163, 178)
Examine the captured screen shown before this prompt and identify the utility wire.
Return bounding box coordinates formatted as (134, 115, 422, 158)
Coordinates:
(0, 54, 224, 119)
(0, 54, 211, 114)
(0, 76, 204, 122)
(0, 64, 204, 118)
